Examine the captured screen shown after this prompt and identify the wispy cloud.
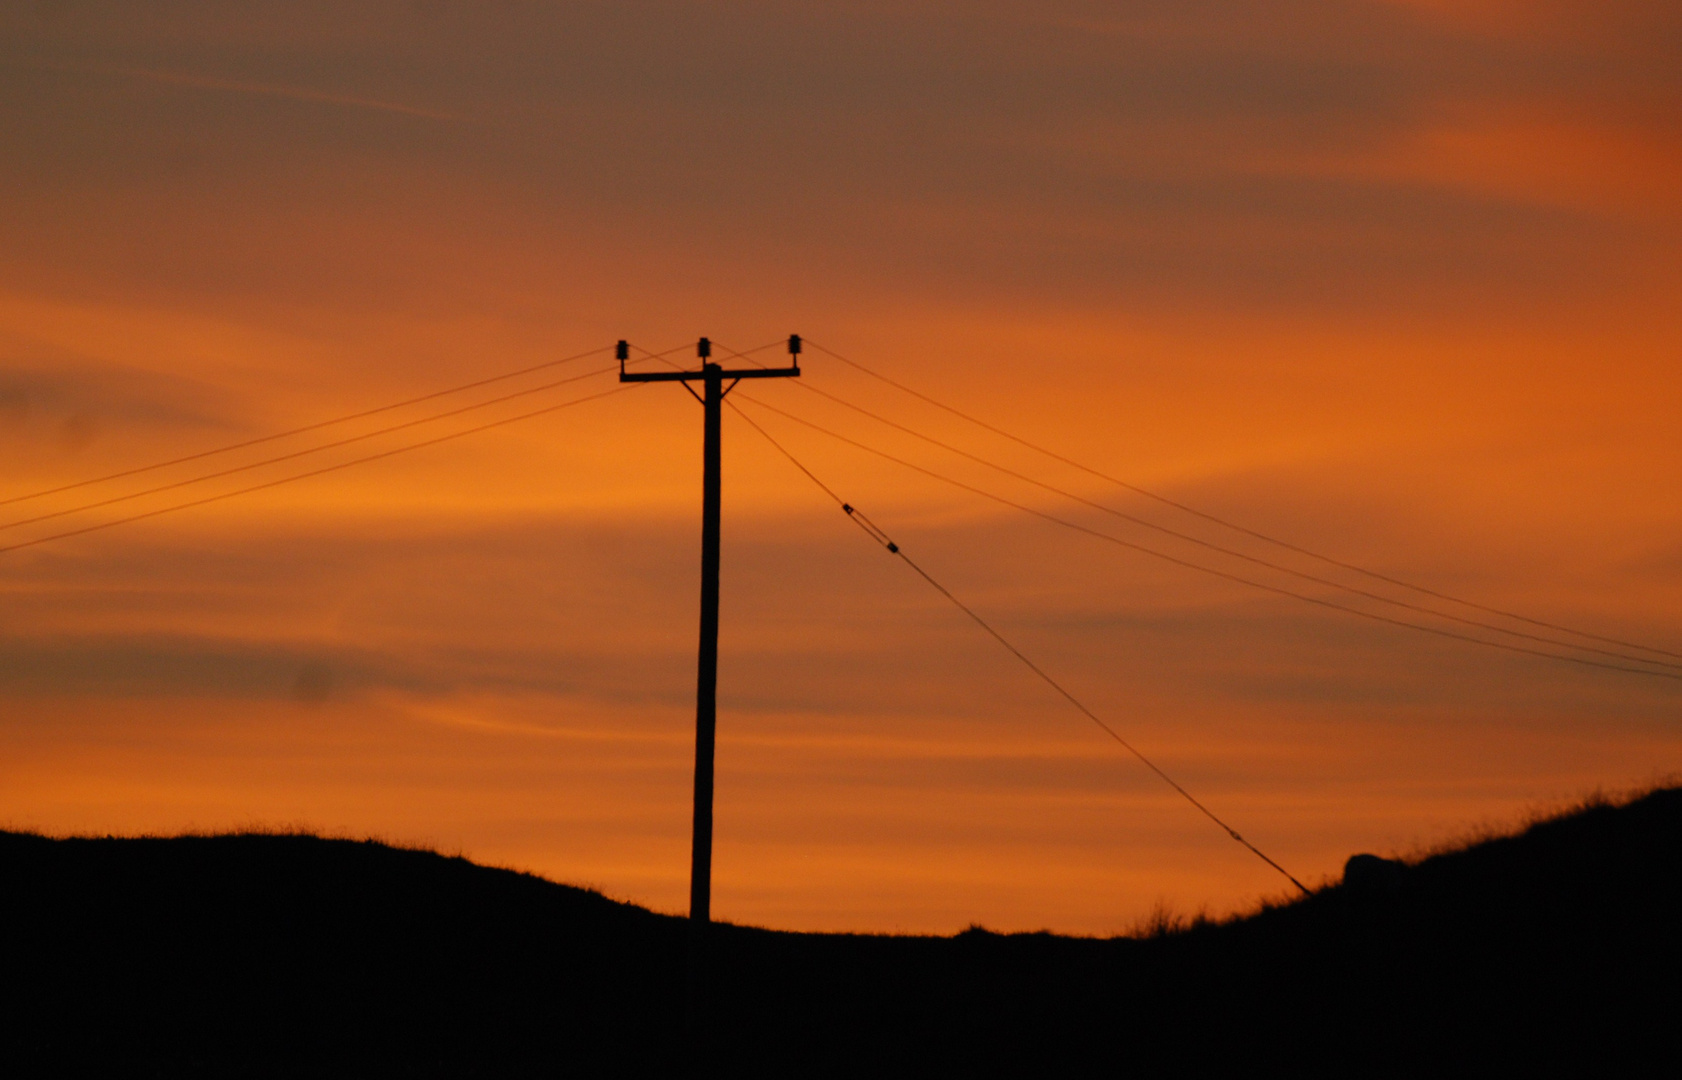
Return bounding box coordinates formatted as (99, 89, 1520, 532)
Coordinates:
(52, 61, 458, 122)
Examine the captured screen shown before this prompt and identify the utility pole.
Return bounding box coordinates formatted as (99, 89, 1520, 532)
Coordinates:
(618, 334, 801, 1042)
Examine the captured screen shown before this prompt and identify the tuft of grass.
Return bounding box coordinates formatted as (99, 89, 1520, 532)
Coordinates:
(1407, 775, 1680, 864)
(1128, 899, 1213, 939)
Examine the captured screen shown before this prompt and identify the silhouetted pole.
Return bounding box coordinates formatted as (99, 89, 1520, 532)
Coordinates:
(691, 352, 721, 928)
(618, 334, 802, 1043)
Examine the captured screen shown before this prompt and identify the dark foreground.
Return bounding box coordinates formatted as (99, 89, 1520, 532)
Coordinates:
(4, 787, 1680, 1077)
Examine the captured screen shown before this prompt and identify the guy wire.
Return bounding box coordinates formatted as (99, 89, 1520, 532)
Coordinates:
(726, 397, 1313, 896)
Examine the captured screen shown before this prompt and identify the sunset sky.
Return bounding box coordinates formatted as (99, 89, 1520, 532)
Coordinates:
(2, 1, 1679, 933)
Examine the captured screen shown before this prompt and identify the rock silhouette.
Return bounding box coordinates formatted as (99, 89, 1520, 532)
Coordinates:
(1343, 852, 1408, 893)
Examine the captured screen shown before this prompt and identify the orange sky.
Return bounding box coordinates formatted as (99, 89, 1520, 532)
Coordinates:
(1, 1, 1679, 933)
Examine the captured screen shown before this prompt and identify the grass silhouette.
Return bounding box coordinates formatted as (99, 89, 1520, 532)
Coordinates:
(4, 785, 1679, 1076)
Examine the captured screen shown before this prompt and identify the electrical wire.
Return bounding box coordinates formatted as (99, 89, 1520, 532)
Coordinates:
(762, 378, 1682, 674)
(695, 338, 1681, 677)
(727, 398, 1312, 896)
(803, 339, 1682, 664)
(0, 383, 640, 556)
(729, 393, 1682, 683)
(0, 343, 643, 507)
(0, 364, 623, 532)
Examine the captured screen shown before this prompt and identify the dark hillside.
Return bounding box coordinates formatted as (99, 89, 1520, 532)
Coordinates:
(4, 787, 1679, 1077)
(0, 833, 686, 1076)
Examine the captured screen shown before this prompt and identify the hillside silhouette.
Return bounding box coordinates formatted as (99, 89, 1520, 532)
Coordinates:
(4, 786, 1679, 1076)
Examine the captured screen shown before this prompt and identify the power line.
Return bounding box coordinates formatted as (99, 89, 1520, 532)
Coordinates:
(1, 365, 621, 533)
(730, 393, 1682, 683)
(0, 383, 640, 556)
(618, 339, 1680, 679)
(727, 398, 1311, 896)
(764, 378, 1682, 674)
(0, 342, 697, 511)
(804, 339, 1682, 664)
(0, 344, 638, 507)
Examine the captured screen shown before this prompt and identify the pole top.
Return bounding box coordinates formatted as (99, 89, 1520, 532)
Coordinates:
(697, 337, 712, 359)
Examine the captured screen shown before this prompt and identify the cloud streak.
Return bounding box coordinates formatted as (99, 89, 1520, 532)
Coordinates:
(48, 61, 458, 121)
